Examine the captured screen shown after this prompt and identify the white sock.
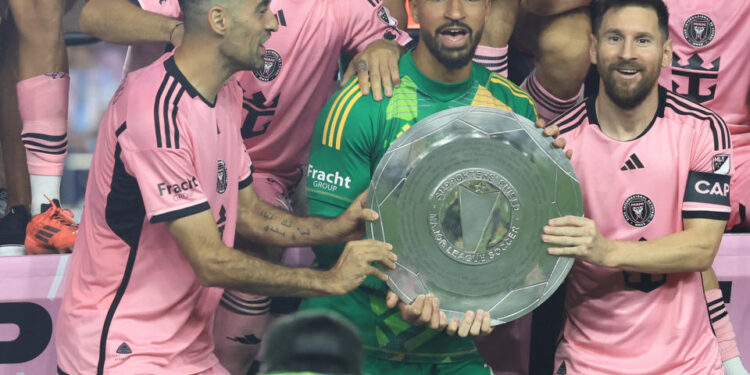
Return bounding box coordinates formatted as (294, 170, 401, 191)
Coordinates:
(30, 174, 61, 215)
(724, 357, 750, 375)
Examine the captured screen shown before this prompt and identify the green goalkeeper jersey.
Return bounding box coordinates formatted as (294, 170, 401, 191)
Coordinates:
(300, 50, 537, 364)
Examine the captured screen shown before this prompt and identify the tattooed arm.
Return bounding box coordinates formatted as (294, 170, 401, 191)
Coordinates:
(235, 183, 378, 247)
(169, 209, 395, 296)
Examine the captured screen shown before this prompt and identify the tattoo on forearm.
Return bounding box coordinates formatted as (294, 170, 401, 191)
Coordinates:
(261, 210, 275, 220)
(264, 225, 286, 237)
(356, 60, 368, 73)
(281, 219, 292, 227)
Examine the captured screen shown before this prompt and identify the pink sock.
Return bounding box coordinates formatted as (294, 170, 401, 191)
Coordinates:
(706, 288, 741, 361)
(213, 291, 271, 374)
(521, 70, 583, 123)
(18, 73, 69, 176)
(473, 45, 509, 77)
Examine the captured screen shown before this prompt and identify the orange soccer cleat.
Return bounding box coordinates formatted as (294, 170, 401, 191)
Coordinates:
(25, 197, 78, 255)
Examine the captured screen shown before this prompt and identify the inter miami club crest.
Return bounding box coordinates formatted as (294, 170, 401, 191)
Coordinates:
(623, 194, 655, 227)
(713, 154, 731, 175)
(217, 160, 227, 194)
(683, 14, 715, 47)
(253, 49, 282, 82)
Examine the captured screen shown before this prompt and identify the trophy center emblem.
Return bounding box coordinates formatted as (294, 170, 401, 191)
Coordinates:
(429, 169, 521, 265)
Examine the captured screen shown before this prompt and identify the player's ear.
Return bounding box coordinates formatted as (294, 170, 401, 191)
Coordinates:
(588, 33, 598, 65)
(661, 37, 673, 68)
(207, 6, 229, 36)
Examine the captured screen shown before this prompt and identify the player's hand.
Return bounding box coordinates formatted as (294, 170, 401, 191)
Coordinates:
(334, 190, 379, 242)
(340, 39, 402, 102)
(445, 309, 493, 337)
(385, 291, 494, 336)
(536, 118, 573, 159)
(386, 291, 447, 330)
(327, 239, 396, 295)
(542, 216, 613, 266)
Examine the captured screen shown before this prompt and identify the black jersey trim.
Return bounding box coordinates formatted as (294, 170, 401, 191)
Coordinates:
(57, 367, 69, 375)
(682, 210, 730, 220)
(551, 102, 587, 135)
(115, 122, 127, 137)
(526, 75, 572, 113)
(239, 171, 254, 190)
(24, 147, 67, 155)
(164, 56, 216, 107)
(162, 78, 178, 149)
(20, 132, 67, 142)
(150, 201, 211, 223)
(98, 143, 147, 374)
(584, 87, 667, 141)
(153, 74, 170, 148)
(711, 311, 728, 324)
(707, 297, 724, 308)
(665, 92, 730, 150)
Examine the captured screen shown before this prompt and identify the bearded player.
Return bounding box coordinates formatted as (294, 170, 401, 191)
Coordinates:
(544, 0, 731, 373)
(55, 0, 398, 373)
(78, 0, 411, 372)
(302, 0, 571, 372)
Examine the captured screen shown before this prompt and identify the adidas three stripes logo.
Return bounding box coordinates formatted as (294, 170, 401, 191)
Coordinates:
(620, 153, 645, 171)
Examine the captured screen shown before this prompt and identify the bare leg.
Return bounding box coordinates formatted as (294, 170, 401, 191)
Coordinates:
(0, 14, 31, 210)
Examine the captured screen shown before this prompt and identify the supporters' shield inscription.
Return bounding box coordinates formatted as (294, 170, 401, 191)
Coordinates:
(366, 106, 582, 325)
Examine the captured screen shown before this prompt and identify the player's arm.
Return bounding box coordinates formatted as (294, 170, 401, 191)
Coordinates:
(543, 216, 725, 273)
(169, 208, 395, 296)
(78, 0, 183, 46)
(235, 182, 378, 247)
(546, 114, 733, 273)
(521, 0, 591, 16)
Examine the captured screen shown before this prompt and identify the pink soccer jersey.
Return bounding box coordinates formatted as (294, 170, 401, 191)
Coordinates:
(550, 87, 732, 375)
(56, 54, 253, 374)
(128, 0, 412, 189)
(659, 1, 750, 150)
(235, 0, 411, 188)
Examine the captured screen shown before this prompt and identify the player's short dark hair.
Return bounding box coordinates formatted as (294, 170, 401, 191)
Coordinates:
(591, 0, 670, 40)
(178, 0, 238, 31)
(260, 310, 363, 375)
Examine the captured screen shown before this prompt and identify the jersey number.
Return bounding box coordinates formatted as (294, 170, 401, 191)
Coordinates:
(241, 91, 280, 139)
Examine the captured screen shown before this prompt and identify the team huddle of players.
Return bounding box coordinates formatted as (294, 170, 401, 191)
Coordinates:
(1, 0, 747, 373)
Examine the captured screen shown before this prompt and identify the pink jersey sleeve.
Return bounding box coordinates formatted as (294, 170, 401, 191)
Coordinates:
(118, 89, 209, 223)
(138, 0, 182, 18)
(682, 108, 734, 220)
(340, 0, 412, 54)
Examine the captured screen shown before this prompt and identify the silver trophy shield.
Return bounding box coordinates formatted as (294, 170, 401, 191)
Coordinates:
(366, 106, 583, 326)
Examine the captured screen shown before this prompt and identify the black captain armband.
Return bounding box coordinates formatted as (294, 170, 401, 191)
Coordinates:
(682, 170, 731, 220)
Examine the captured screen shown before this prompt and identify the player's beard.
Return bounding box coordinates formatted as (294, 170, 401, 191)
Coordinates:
(599, 59, 660, 110)
(421, 22, 484, 70)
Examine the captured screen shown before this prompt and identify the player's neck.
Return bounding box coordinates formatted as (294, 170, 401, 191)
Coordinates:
(173, 37, 235, 105)
(595, 84, 660, 141)
(412, 43, 472, 84)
